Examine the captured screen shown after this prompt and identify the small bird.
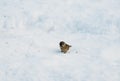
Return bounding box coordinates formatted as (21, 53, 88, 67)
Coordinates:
(59, 41, 71, 53)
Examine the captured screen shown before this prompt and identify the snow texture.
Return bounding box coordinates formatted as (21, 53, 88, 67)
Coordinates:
(0, 0, 120, 81)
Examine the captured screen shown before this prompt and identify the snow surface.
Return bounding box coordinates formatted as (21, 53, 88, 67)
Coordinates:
(0, 0, 120, 81)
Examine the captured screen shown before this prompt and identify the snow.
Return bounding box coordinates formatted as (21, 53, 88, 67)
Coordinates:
(0, 0, 120, 81)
